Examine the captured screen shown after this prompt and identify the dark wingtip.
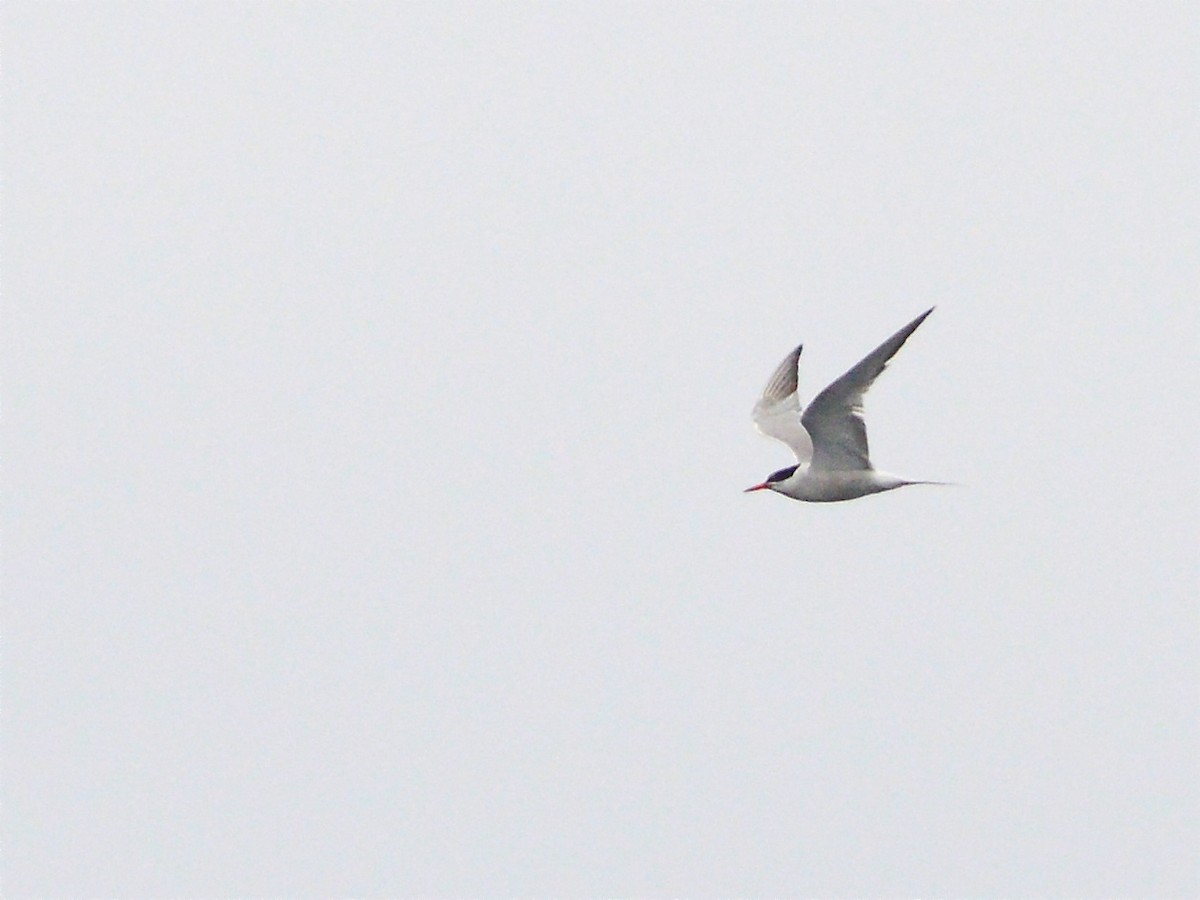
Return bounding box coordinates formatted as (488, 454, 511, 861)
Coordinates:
(907, 307, 935, 333)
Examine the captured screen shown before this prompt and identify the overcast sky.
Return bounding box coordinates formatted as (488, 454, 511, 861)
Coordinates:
(5, 3, 1197, 897)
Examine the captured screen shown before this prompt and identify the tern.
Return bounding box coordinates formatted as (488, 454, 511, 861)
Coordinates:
(745, 308, 945, 503)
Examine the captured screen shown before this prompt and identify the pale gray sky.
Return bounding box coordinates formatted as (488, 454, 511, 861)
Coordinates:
(5, 3, 1197, 897)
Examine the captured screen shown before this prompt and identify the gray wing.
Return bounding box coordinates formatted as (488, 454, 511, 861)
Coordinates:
(751, 344, 813, 464)
(801, 308, 933, 471)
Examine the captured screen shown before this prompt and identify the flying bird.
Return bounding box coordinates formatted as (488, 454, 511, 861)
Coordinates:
(745, 308, 946, 503)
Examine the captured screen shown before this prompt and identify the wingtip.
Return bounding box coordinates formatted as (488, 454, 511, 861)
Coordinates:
(908, 307, 935, 329)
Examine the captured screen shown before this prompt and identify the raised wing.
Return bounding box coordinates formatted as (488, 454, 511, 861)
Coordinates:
(751, 344, 813, 464)
(801, 308, 933, 472)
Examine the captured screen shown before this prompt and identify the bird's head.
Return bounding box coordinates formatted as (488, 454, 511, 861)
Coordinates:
(744, 464, 800, 493)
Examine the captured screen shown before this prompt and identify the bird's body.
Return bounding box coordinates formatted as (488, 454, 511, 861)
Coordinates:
(763, 467, 913, 503)
(745, 308, 944, 503)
